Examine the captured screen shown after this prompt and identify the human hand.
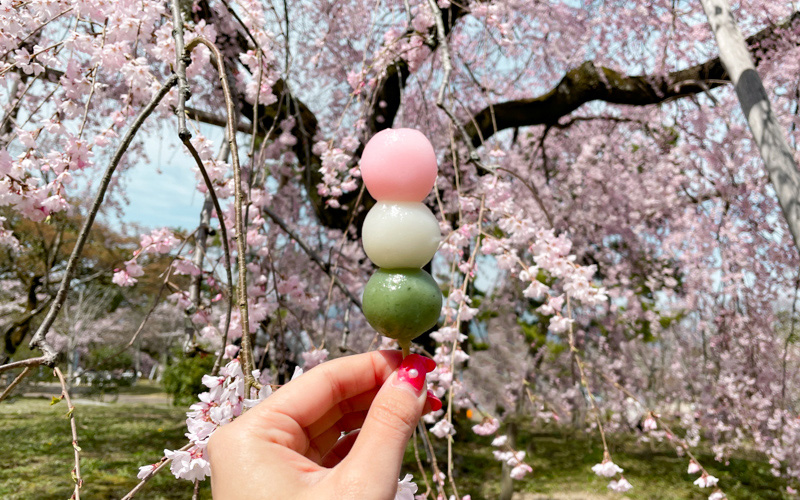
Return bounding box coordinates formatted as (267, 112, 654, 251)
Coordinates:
(207, 350, 441, 499)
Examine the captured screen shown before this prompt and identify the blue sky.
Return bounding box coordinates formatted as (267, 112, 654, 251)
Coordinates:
(108, 122, 225, 230)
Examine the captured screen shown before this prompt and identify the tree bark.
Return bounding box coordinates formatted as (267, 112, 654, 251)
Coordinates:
(700, 0, 800, 253)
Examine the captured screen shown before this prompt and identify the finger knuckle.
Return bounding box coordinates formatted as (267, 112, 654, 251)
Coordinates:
(370, 394, 418, 437)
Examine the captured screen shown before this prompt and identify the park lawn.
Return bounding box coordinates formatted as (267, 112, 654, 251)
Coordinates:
(0, 397, 791, 499)
(407, 419, 790, 500)
(0, 397, 209, 500)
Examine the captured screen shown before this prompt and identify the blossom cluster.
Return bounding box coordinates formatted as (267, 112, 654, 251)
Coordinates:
(591, 457, 631, 493)
(137, 349, 274, 482)
(313, 139, 361, 208)
(490, 435, 532, 480)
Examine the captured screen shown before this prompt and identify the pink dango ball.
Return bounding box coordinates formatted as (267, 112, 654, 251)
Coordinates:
(360, 128, 438, 202)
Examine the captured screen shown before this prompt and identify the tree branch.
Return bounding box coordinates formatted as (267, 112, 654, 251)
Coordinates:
(0, 355, 48, 374)
(170, 0, 192, 141)
(184, 106, 252, 134)
(184, 36, 257, 390)
(260, 206, 362, 311)
(466, 11, 800, 146)
(700, 0, 800, 253)
(0, 364, 33, 402)
(180, 139, 234, 374)
(53, 366, 82, 499)
(27, 76, 178, 365)
(120, 443, 192, 500)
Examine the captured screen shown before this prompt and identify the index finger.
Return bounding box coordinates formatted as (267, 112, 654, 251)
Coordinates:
(246, 350, 404, 429)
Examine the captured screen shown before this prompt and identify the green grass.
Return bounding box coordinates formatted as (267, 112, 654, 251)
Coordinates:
(0, 397, 791, 499)
(0, 398, 208, 500)
(405, 418, 792, 499)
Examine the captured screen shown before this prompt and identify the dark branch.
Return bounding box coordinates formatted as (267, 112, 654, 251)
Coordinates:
(466, 11, 800, 146)
(185, 106, 252, 134)
(261, 206, 363, 311)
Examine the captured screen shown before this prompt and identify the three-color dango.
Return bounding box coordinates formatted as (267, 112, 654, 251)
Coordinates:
(359, 128, 443, 355)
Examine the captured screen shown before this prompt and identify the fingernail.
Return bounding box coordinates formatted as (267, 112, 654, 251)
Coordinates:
(395, 354, 435, 395)
(427, 390, 442, 411)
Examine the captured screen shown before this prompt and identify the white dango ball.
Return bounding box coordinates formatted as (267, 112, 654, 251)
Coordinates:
(362, 201, 441, 269)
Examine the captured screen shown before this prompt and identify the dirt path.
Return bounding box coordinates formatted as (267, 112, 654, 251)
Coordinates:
(22, 382, 172, 406)
(24, 391, 172, 405)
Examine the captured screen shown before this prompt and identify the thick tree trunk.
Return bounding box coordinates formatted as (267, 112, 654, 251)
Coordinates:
(701, 0, 800, 253)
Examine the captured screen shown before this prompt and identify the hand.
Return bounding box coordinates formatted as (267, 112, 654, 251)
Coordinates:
(207, 350, 441, 499)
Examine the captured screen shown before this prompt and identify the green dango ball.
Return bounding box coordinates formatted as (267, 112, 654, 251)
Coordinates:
(362, 268, 442, 350)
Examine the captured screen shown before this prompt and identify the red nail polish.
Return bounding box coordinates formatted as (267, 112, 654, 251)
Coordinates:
(421, 356, 437, 373)
(427, 390, 442, 411)
(396, 354, 433, 394)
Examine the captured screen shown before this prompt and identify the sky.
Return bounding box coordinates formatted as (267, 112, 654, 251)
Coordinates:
(105, 122, 226, 230)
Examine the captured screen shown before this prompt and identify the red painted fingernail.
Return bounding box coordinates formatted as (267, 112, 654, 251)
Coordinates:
(427, 390, 442, 411)
(396, 354, 430, 395)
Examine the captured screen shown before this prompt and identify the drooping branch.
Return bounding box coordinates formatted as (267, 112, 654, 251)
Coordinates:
(184, 36, 257, 390)
(54, 366, 82, 499)
(120, 443, 192, 500)
(180, 140, 235, 373)
(27, 75, 178, 365)
(466, 11, 800, 146)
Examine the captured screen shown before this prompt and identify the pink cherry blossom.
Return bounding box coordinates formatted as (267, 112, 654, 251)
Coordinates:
(301, 348, 329, 369)
(472, 417, 500, 436)
(431, 419, 456, 438)
(491, 435, 508, 447)
(395, 474, 418, 500)
(510, 463, 533, 480)
(608, 477, 633, 493)
(694, 473, 720, 488)
(592, 460, 624, 478)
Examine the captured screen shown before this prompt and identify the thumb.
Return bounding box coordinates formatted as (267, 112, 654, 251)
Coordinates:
(336, 353, 436, 493)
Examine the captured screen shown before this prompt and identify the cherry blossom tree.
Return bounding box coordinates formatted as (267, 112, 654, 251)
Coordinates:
(2, 0, 800, 498)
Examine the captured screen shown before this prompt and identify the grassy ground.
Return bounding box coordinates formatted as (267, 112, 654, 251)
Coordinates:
(0, 395, 791, 499)
(424, 419, 791, 499)
(0, 397, 208, 500)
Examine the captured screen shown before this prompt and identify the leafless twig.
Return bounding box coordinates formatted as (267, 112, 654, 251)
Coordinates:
(120, 443, 192, 500)
(0, 365, 34, 402)
(54, 366, 82, 499)
(0, 355, 48, 375)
